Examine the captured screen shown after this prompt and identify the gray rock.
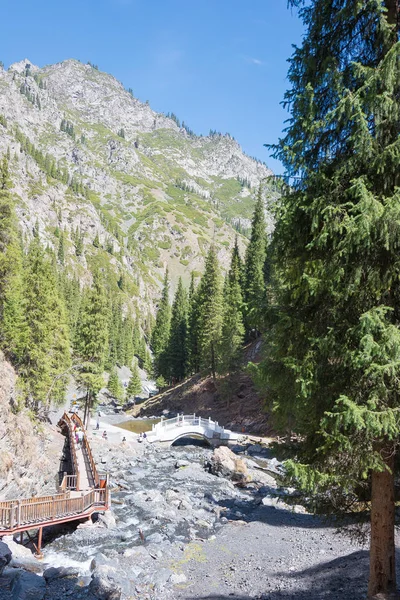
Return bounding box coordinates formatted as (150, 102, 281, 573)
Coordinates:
(170, 572, 187, 584)
(89, 574, 121, 600)
(175, 460, 190, 468)
(0, 541, 12, 575)
(98, 510, 117, 529)
(11, 570, 46, 600)
(43, 566, 79, 582)
(146, 532, 164, 544)
(90, 553, 112, 571)
(247, 443, 263, 455)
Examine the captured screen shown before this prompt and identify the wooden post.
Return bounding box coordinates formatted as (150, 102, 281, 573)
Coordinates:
(35, 527, 43, 558)
(10, 502, 15, 529)
(16, 500, 21, 527)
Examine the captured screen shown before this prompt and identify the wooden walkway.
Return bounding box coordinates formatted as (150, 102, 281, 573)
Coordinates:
(0, 412, 109, 551)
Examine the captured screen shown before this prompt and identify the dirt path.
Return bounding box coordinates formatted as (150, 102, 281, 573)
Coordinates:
(169, 507, 372, 600)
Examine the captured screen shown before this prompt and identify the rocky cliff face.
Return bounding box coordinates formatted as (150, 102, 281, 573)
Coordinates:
(0, 352, 64, 499)
(0, 58, 274, 300)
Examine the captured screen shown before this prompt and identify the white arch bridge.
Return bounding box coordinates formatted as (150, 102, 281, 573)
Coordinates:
(146, 414, 242, 447)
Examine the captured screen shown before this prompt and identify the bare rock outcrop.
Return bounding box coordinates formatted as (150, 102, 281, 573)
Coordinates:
(0, 351, 64, 499)
(209, 446, 250, 482)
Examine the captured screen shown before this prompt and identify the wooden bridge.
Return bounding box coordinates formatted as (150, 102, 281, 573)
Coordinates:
(147, 414, 241, 447)
(0, 412, 109, 554)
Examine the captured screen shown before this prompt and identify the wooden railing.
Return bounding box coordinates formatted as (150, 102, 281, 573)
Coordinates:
(59, 474, 77, 491)
(70, 413, 100, 487)
(0, 411, 110, 534)
(0, 488, 109, 532)
(60, 412, 81, 490)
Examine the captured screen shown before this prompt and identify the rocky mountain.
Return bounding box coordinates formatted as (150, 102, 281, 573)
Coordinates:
(0, 58, 274, 304)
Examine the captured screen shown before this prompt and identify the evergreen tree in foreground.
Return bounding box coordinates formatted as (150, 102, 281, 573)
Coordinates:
(151, 269, 171, 378)
(197, 246, 223, 379)
(243, 186, 266, 338)
(261, 1, 400, 596)
(167, 277, 188, 382)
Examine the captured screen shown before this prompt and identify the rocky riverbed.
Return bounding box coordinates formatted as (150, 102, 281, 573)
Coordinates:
(0, 416, 388, 600)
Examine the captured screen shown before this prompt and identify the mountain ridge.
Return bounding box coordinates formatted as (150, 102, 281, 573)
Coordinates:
(0, 58, 275, 304)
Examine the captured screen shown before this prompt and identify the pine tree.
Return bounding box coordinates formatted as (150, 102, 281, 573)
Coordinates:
(219, 239, 245, 374)
(151, 269, 171, 378)
(75, 274, 109, 426)
(197, 246, 223, 379)
(243, 186, 266, 338)
(126, 358, 141, 399)
(261, 1, 400, 596)
(57, 230, 65, 265)
(108, 367, 124, 403)
(167, 277, 188, 382)
(0, 156, 27, 363)
(75, 231, 84, 256)
(187, 272, 200, 374)
(22, 238, 71, 409)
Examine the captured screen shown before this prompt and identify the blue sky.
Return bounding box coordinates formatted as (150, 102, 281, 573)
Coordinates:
(1, 0, 304, 174)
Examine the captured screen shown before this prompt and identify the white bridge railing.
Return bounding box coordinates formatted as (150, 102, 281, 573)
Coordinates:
(152, 414, 225, 434)
(148, 413, 240, 444)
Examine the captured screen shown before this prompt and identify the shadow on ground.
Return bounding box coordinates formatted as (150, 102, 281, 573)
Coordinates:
(188, 550, 370, 600)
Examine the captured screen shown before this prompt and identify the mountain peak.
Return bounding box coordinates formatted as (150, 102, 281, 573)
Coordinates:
(9, 59, 39, 74)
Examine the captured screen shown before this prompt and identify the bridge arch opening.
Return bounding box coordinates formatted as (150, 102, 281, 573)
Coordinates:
(171, 433, 212, 448)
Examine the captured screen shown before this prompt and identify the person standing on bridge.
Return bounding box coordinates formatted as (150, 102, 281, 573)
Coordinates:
(77, 429, 84, 447)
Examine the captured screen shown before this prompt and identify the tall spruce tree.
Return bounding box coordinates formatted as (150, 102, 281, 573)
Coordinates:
(75, 274, 109, 427)
(187, 272, 200, 374)
(126, 358, 142, 399)
(151, 269, 171, 378)
(108, 367, 124, 403)
(0, 156, 26, 363)
(167, 277, 188, 382)
(261, 1, 400, 596)
(219, 239, 245, 374)
(197, 247, 223, 379)
(243, 186, 267, 338)
(22, 238, 71, 409)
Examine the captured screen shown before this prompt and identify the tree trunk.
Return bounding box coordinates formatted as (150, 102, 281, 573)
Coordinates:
(368, 445, 397, 598)
(385, 0, 399, 33)
(85, 391, 92, 430)
(211, 342, 216, 381)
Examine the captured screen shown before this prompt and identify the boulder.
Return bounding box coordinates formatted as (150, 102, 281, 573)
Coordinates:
(0, 541, 11, 575)
(89, 574, 121, 600)
(11, 570, 46, 600)
(209, 447, 250, 482)
(98, 510, 117, 529)
(170, 572, 187, 584)
(43, 566, 79, 582)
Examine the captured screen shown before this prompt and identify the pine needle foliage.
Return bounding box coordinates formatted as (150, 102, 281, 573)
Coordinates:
(151, 269, 171, 378)
(167, 277, 188, 382)
(244, 186, 267, 338)
(261, 0, 400, 595)
(197, 246, 223, 379)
